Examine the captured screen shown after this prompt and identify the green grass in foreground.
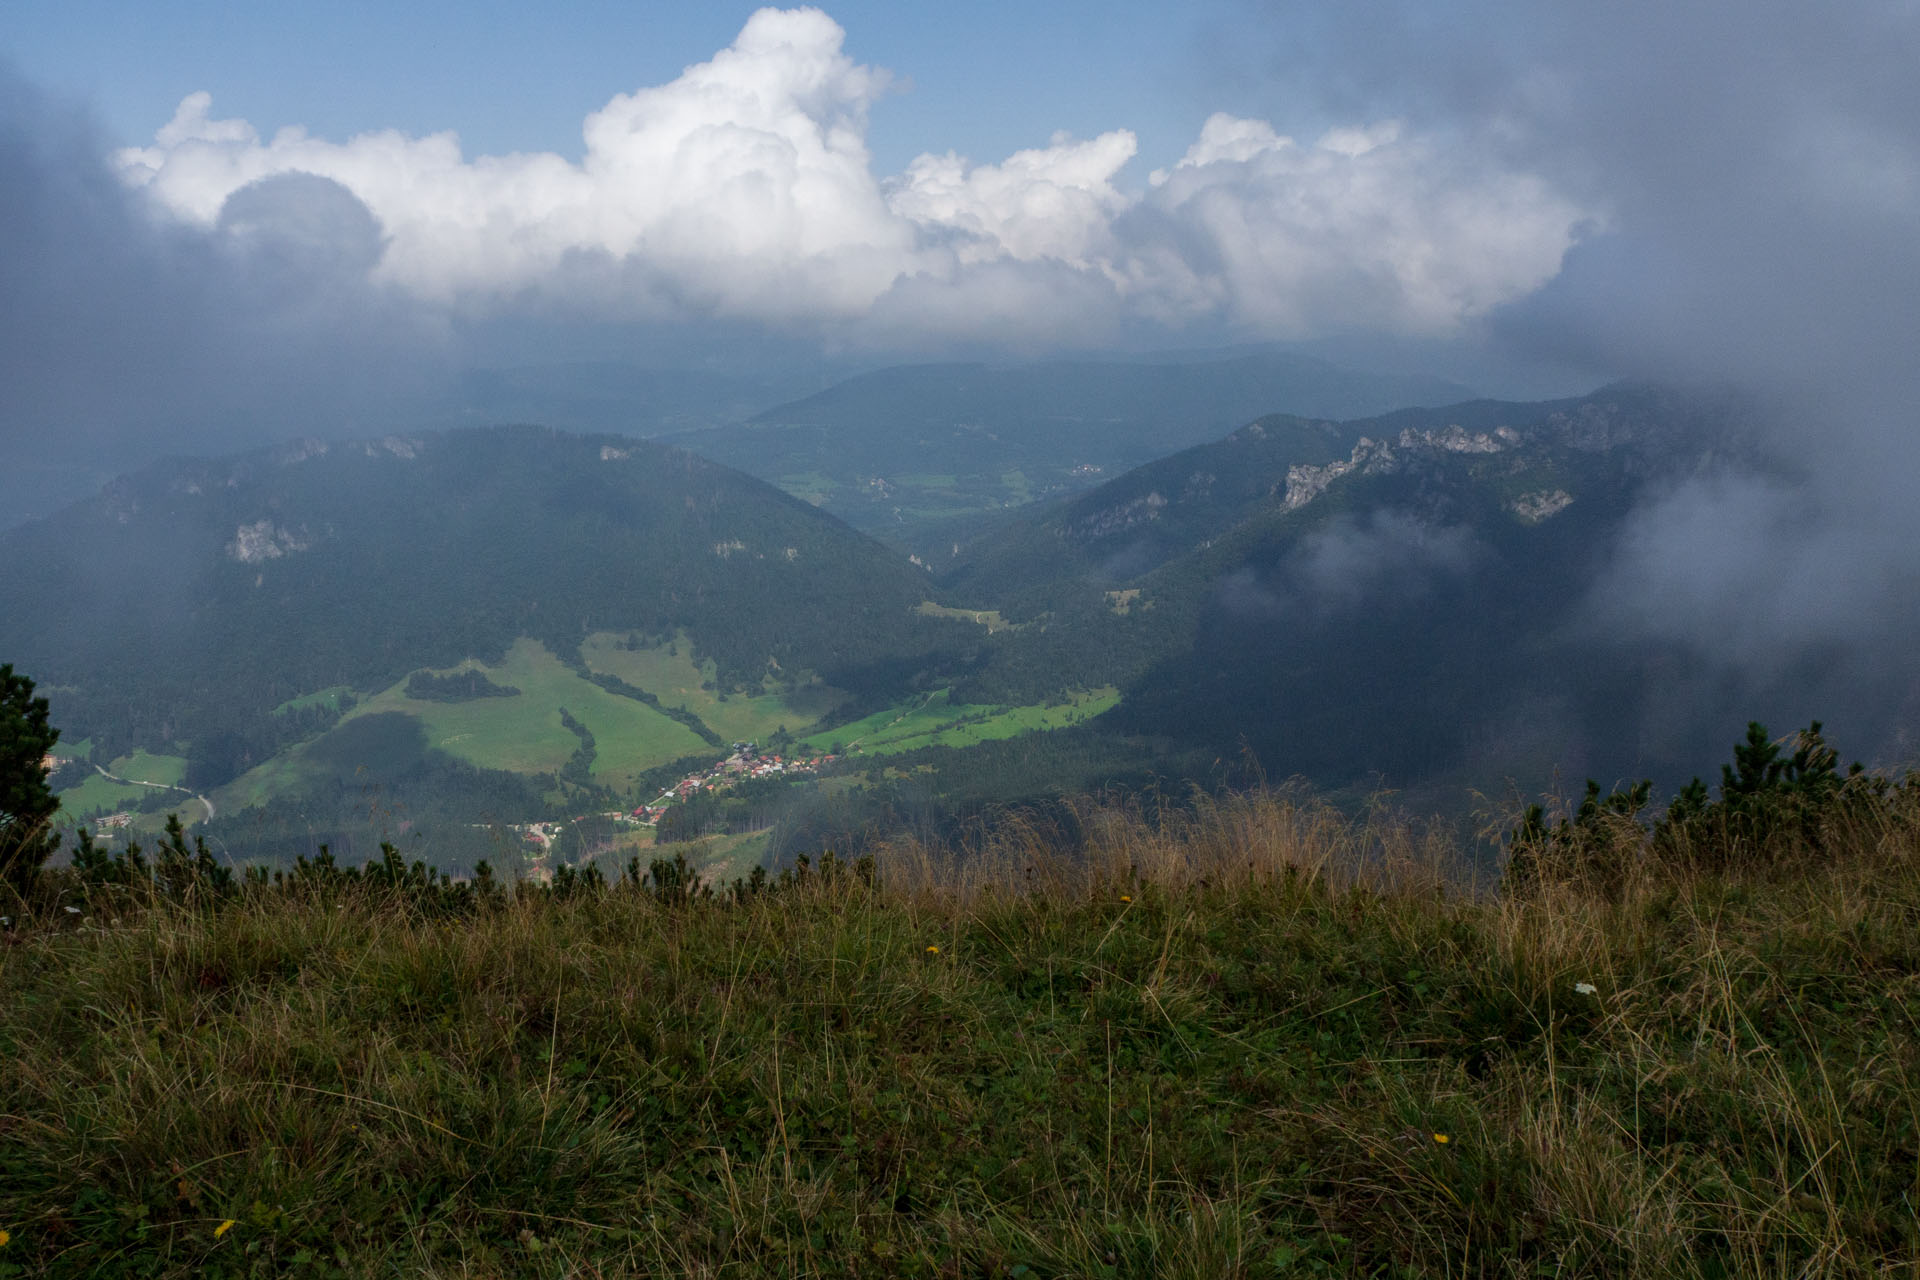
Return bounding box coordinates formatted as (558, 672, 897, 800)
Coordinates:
(3, 783, 1919, 1278)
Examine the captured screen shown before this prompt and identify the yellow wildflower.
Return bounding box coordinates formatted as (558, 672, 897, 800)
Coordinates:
(0, 1228, 11, 1248)
(1433, 1133, 1450, 1145)
(1119, 895, 1132, 903)
(214, 1220, 236, 1238)
(925, 945, 939, 954)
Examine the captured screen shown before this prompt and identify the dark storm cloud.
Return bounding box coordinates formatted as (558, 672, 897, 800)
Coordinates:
(1243, 0, 1920, 684)
(0, 66, 453, 523)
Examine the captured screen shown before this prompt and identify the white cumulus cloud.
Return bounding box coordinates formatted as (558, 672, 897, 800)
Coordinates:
(1123, 113, 1589, 335)
(887, 129, 1137, 268)
(113, 7, 1589, 342)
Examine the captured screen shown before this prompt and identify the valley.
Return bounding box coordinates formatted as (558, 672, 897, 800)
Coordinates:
(4, 376, 1888, 881)
(666, 351, 1474, 541)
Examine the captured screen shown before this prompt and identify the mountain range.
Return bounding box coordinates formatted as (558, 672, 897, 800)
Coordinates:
(8, 368, 1885, 868)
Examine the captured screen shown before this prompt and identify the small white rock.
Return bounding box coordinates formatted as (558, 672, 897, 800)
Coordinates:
(1573, 981, 1598, 996)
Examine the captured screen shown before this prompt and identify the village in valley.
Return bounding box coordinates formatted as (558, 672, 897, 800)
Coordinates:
(509, 740, 841, 881)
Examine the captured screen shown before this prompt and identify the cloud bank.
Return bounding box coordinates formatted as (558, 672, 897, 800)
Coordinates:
(112, 6, 1585, 341)
(0, 65, 451, 521)
(1243, 0, 1920, 754)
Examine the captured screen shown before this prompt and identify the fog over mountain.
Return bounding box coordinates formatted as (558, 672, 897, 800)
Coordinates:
(1226, 0, 1920, 692)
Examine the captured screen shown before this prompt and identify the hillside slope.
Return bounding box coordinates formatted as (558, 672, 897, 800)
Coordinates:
(937, 384, 1825, 790)
(0, 427, 971, 796)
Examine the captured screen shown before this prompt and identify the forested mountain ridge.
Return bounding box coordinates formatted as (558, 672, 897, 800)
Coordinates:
(0, 427, 973, 782)
(933, 383, 1778, 789)
(937, 383, 1718, 602)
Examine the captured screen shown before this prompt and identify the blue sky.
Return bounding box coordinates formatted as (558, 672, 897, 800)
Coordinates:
(8, 0, 1267, 175)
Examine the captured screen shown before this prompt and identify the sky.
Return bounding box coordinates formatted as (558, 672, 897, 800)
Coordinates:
(10, 1, 1252, 176)
(5, 1, 1596, 353)
(4, 0, 1920, 723)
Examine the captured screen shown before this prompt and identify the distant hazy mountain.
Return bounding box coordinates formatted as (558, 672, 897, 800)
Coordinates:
(667, 352, 1475, 536)
(432, 362, 836, 437)
(0, 355, 867, 536)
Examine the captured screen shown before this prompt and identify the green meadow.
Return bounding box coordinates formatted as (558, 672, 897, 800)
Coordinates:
(57, 774, 146, 819)
(270, 686, 355, 716)
(109, 749, 188, 787)
(580, 827, 774, 887)
(800, 686, 1120, 755)
(579, 631, 844, 745)
(93, 644, 1118, 830)
(217, 640, 713, 809)
(57, 750, 192, 820)
(347, 639, 709, 785)
(913, 601, 1017, 632)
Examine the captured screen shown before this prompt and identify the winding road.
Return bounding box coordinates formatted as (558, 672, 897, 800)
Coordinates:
(88, 763, 216, 823)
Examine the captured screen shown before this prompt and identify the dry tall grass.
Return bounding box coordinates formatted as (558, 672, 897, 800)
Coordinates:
(2, 782, 1917, 1277)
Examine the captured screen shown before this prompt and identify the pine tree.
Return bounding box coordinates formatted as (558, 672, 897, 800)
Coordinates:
(1, 664, 61, 896)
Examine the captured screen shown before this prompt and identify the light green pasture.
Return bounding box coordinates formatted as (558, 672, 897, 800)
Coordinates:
(799, 687, 1119, 756)
(348, 639, 709, 785)
(59, 774, 146, 820)
(108, 750, 188, 787)
(218, 639, 714, 811)
(579, 632, 844, 745)
(59, 749, 192, 820)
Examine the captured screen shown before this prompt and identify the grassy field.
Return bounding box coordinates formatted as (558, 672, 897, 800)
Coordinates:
(5, 783, 1919, 1277)
(218, 640, 715, 810)
(109, 749, 189, 787)
(56, 773, 147, 819)
(196, 638, 1106, 819)
(57, 750, 193, 820)
(581, 828, 774, 887)
(913, 601, 1018, 633)
(213, 749, 327, 815)
(800, 687, 1120, 755)
(343, 640, 707, 787)
(579, 631, 844, 745)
